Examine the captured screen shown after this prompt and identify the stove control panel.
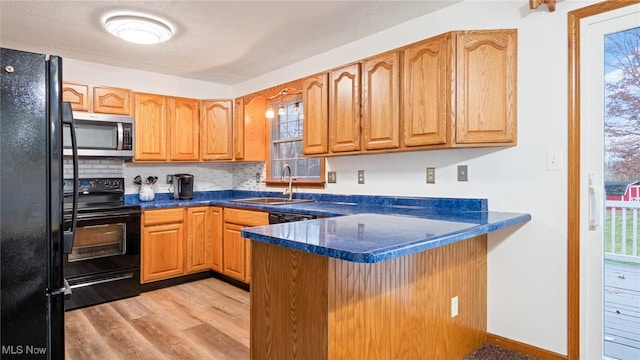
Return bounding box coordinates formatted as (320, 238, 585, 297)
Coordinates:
(64, 177, 124, 194)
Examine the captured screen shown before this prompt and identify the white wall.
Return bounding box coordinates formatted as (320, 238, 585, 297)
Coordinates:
(64, 58, 231, 99)
(61, 0, 602, 354)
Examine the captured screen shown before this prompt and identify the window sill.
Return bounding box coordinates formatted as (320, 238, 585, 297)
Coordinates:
(265, 180, 326, 189)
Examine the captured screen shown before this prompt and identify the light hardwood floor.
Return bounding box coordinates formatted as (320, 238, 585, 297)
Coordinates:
(65, 277, 250, 360)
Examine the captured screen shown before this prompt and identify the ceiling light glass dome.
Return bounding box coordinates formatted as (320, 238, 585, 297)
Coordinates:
(104, 15, 173, 44)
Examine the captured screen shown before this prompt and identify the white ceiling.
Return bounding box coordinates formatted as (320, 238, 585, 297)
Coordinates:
(0, 1, 459, 85)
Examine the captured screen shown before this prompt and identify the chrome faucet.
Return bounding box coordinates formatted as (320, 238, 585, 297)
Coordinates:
(281, 164, 293, 200)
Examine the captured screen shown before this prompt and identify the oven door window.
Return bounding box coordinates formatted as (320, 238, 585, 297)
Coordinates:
(68, 223, 126, 261)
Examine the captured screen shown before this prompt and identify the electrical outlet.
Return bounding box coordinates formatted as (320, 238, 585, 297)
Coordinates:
(457, 165, 468, 182)
(451, 296, 459, 317)
(255, 173, 260, 184)
(357, 170, 365, 184)
(327, 171, 337, 183)
(166, 175, 173, 184)
(426, 167, 435, 184)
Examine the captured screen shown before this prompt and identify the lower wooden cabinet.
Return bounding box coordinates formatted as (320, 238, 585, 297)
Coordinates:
(222, 223, 247, 281)
(209, 207, 224, 273)
(222, 208, 269, 283)
(141, 206, 265, 285)
(142, 206, 222, 283)
(142, 208, 185, 283)
(185, 207, 212, 274)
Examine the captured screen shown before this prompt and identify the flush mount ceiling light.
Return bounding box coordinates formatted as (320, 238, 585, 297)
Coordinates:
(104, 15, 173, 44)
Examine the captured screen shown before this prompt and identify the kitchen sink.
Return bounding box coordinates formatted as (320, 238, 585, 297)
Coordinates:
(229, 197, 314, 205)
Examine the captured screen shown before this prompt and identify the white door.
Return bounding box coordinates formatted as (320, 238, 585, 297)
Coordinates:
(580, 5, 640, 359)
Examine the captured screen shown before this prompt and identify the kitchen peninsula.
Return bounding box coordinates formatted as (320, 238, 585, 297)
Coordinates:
(241, 203, 530, 360)
(129, 190, 529, 359)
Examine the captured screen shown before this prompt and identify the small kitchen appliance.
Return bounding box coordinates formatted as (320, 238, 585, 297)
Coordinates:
(172, 174, 194, 200)
(62, 112, 134, 159)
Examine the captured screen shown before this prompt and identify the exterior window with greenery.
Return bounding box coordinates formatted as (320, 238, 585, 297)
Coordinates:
(268, 96, 323, 186)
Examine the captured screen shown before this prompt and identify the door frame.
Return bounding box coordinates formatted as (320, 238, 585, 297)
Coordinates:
(567, 1, 640, 359)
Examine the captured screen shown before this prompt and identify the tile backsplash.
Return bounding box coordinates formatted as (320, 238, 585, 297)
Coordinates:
(123, 162, 234, 194)
(65, 159, 270, 194)
(63, 159, 123, 177)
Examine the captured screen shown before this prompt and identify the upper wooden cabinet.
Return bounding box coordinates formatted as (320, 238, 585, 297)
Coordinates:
(134, 93, 168, 161)
(403, 29, 517, 148)
(233, 97, 245, 160)
(62, 82, 90, 112)
(302, 28, 517, 156)
(234, 96, 267, 162)
(169, 97, 199, 161)
(329, 63, 361, 153)
(133, 93, 199, 162)
(63, 82, 133, 115)
(362, 51, 401, 151)
(453, 30, 517, 145)
(302, 73, 328, 155)
(92, 86, 133, 116)
(201, 100, 233, 161)
(403, 33, 450, 147)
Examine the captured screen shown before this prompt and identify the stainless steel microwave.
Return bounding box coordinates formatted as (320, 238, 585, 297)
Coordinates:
(63, 112, 134, 159)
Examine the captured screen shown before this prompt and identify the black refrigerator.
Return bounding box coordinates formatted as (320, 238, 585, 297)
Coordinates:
(1, 48, 77, 359)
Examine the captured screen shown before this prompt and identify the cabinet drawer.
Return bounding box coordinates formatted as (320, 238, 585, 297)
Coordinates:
(224, 208, 268, 227)
(143, 208, 184, 226)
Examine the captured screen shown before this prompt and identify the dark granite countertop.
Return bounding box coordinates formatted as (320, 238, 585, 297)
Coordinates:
(242, 212, 530, 263)
(126, 190, 531, 263)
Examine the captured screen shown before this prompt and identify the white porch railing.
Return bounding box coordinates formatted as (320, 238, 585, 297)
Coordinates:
(605, 200, 640, 264)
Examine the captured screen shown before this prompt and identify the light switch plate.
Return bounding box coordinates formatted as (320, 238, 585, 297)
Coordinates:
(327, 171, 337, 183)
(426, 167, 435, 184)
(546, 150, 562, 170)
(457, 165, 468, 182)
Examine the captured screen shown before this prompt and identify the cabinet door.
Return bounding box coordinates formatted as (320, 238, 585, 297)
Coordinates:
(454, 30, 517, 145)
(169, 97, 199, 161)
(210, 207, 223, 273)
(362, 52, 400, 150)
(62, 82, 90, 112)
(241, 97, 267, 161)
(302, 73, 328, 155)
(186, 207, 211, 274)
(233, 98, 245, 160)
(134, 93, 168, 161)
(201, 100, 233, 160)
(142, 222, 184, 283)
(329, 63, 361, 153)
(403, 33, 450, 147)
(93, 86, 133, 115)
(222, 223, 246, 282)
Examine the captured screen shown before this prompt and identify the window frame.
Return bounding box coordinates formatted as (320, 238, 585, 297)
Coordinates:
(265, 91, 325, 189)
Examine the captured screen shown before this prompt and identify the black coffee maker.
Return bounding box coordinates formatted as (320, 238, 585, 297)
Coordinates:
(172, 174, 194, 200)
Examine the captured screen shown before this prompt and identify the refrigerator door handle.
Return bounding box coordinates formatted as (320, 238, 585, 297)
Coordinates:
(62, 102, 78, 254)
